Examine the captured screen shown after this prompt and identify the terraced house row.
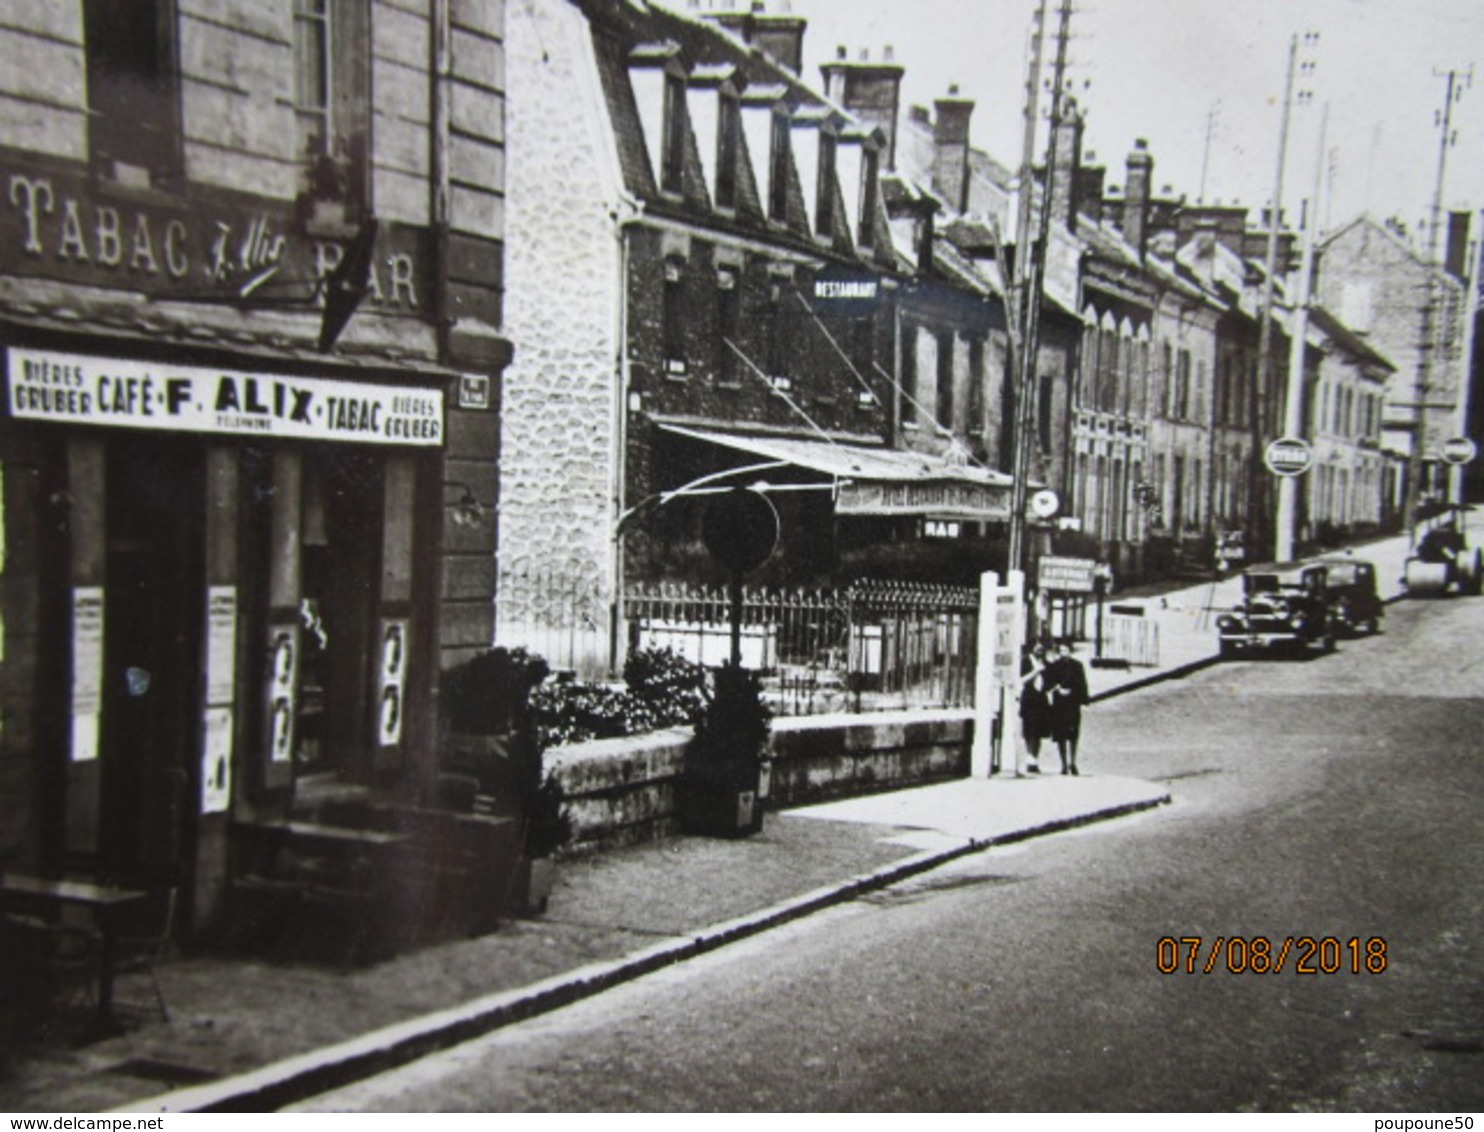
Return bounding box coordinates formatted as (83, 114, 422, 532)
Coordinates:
(0, 0, 1475, 949)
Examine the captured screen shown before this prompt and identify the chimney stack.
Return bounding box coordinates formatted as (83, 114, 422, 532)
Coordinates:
(1048, 99, 1084, 232)
(932, 84, 975, 214)
(706, 3, 807, 74)
(1123, 138, 1153, 259)
(820, 46, 905, 169)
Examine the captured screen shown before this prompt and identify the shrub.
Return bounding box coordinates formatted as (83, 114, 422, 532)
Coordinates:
(440, 647, 550, 737)
(623, 646, 709, 729)
(687, 661, 771, 773)
(523, 771, 574, 858)
(531, 647, 710, 747)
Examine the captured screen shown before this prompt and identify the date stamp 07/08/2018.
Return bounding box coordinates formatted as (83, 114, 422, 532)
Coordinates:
(1156, 935, 1388, 976)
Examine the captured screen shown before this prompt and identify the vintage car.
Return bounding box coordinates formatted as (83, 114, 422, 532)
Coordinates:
(1217, 563, 1337, 658)
(1317, 556, 1384, 636)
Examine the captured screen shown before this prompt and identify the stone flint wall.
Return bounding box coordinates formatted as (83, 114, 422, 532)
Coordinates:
(547, 710, 973, 852)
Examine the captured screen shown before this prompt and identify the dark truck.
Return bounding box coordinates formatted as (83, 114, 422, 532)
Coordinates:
(1217, 563, 1337, 659)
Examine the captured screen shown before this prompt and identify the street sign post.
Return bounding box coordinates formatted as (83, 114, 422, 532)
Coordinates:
(1264, 437, 1314, 478)
(1441, 436, 1478, 466)
(972, 570, 1025, 778)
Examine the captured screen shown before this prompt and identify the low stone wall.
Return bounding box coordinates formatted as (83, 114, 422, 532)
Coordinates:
(547, 709, 974, 852)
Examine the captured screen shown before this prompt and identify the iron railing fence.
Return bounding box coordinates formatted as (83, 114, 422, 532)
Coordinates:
(494, 569, 979, 716)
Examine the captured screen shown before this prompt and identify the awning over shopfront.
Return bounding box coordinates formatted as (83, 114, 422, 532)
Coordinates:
(658, 422, 1015, 522)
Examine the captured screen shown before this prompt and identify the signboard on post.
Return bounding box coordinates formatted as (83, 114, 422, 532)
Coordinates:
(1441, 436, 1477, 465)
(1038, 555, 1097, 593)
(972, 570, 1025, 777)
(1264, 437, 1314, 477)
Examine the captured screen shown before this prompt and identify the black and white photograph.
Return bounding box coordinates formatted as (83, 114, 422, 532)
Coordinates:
(0, 0, 1481, 1115)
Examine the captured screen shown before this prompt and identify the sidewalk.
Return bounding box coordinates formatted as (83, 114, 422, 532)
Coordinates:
(0, 534, 1415, 1115)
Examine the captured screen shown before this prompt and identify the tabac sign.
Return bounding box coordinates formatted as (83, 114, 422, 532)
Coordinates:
(7, 348, 444, 446)
(836, 478, 1010, 521)
(2, 149, 427, 312)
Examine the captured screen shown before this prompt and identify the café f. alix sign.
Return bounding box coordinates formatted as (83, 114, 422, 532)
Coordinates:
(9, 348, 444, 446)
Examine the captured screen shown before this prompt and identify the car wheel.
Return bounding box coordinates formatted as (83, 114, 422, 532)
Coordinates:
(1219, 639, 1237, 659)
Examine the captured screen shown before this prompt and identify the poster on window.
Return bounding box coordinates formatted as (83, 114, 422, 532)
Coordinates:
(201, 706, 233, 814)
(266, 622, 299, 764)
(376, 618, 408, 748)
(71, 587, 103, 763)
(205, 586, 238, 706)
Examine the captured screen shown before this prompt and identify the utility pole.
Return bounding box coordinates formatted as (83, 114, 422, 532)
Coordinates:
(1250, 32, 1312, 561)
(1006, 0, 1073, 580)
(1276, 102, 1328, 563)
(1403, 67, 1470, 540)
(1005, 0, 1050, 581)
(1198, 99, 1220, 205)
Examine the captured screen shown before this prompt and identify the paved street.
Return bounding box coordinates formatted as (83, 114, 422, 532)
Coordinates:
(294, 594, 1484, 1112)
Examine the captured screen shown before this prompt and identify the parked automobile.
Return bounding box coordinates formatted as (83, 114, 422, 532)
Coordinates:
(1317, 556, 1384, 636)
(1217, 563, 1337, 659)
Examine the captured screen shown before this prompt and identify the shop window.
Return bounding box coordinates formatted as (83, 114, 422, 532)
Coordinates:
(1174, 349, 1192, 420)
(664, 258, 687, 376)
(294, 0, 371, 224)
(899, 323, 919, 426)
(714, 267, 740, 384)
(935, 331, 954, 427)
(84, 0, 182, 188)
(968, 337, 985, 433)
(764, 277, 790, 388)
(1038, 374, 1053, 451)
(661, 72, 686, 195)
(715, 92, 740, 210)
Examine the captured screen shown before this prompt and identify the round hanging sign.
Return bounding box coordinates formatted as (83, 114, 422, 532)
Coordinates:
(702, 488, 780, 574)
(1441, 436, 1477, 466)
(1263, 437, 1314, 478)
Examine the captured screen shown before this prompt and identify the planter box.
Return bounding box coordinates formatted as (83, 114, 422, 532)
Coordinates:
(506, 856, 556, 916)
(677, 763, 764, 838)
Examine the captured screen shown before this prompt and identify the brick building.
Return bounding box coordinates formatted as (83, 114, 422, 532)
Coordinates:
(1316, 214, 1470, 512)
(500, 0, 1012, 672)
(0, 1, 511, 937)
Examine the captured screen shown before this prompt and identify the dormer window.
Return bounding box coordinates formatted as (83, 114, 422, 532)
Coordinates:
(716, 92, 741, 210)
(84, 0, 182, 188)
(815, 130, 837, 238)
(769, 110, 791, 223)
(293, 0, 370, 223)
(661, 72, 686, 195)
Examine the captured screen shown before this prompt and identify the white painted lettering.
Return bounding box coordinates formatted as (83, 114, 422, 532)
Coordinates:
(129, 214, 159, 273)
(58, 199, 88, 261)
(9, 174, 54, 255)
(95, 206, 123, 266)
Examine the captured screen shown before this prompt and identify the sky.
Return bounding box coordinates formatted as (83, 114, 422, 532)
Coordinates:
(698, 0, 1484, 254)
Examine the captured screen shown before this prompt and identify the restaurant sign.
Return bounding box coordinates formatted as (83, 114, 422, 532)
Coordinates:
(7, 348, 443, 446)
(836, 478, 1009, 521)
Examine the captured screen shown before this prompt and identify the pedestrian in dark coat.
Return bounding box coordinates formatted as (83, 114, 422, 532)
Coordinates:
(1018, 645, 1050, 773)
(1043, 641, 1090, 775)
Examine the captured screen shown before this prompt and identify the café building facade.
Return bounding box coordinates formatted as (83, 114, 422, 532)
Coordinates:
(0, 1, 510, 936)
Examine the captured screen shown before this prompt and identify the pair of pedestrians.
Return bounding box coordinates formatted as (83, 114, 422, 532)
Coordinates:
(1019, 642, 1089, 776)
